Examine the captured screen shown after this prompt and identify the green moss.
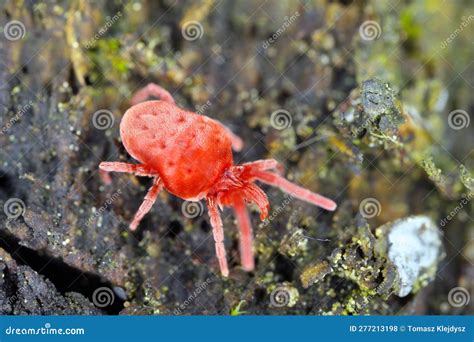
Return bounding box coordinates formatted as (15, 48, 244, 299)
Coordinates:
(400, 9, 422, 43)
(300, 260, 333, 289)
(460, 165, 474, 192)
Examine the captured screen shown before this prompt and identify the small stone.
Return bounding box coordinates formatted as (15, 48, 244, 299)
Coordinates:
(362, 79, 394, 119)
(384, 216, 444, 297)
(113, 286, 127, 300)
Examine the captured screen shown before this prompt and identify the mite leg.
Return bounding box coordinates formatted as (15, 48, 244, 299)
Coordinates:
(99, 169, 112, 185)
(222, 125, 244, 152)
(232, 197, 255, 272)
(206, 199, 229, 277)
(242, 183, 269, 220)
(253, 170, 337, 211)
(99, 162, 157, 177)
(130, 83, 176, 105)
(130, 177, 163, 231)
(241, 158, 284, 175)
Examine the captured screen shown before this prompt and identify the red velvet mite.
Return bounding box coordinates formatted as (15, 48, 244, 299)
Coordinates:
(99, 83, 337, 277)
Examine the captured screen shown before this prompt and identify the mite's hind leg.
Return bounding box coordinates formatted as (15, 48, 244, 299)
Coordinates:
(130, 83, 175, 105)
(232, 197, 255, 272)
(222, 125, 244, 152)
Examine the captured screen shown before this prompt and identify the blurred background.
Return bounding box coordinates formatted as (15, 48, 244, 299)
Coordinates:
(0, 0, 472, 315)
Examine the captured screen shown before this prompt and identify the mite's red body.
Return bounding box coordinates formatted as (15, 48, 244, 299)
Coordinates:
(121, 101, 232, 199)
(100, 83, 336, 277)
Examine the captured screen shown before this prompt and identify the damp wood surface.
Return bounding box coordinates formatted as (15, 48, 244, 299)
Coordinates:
(0, 0, 472, 315)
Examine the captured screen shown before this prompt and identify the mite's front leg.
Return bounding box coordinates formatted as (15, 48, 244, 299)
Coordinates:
(241, 159, 284, 175)
(254, 170, 337, 211)
(99, 162, 157, 177)
(130, 177, 163, 231)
